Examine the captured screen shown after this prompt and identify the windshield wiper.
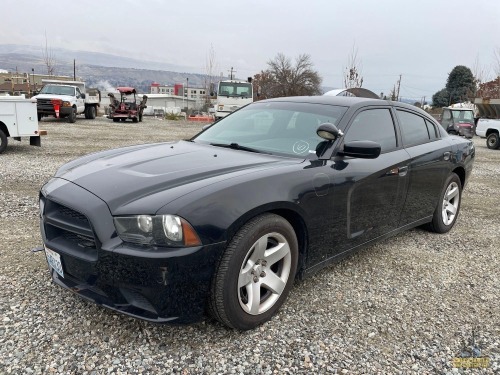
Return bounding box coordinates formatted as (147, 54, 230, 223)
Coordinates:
(210, 142, 266, 154)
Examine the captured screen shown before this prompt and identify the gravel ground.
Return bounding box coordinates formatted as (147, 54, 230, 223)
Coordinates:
(0, 115, 498, 374)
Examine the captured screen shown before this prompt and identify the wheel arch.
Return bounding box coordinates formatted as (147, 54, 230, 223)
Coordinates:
(225, 203, 309, 277)
(485, 128, 499, 137)
(0, 121, 10, 137)
(452, 166, 466, 188)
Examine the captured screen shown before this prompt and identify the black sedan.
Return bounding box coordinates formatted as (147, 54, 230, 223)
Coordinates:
(39, 96, 475, 330)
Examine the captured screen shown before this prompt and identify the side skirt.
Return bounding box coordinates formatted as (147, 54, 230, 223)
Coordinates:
(300, 216, 432, 279)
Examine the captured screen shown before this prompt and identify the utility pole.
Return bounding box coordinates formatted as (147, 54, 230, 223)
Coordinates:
(228, 67, 236, 80)
(73, 59, 76, 81)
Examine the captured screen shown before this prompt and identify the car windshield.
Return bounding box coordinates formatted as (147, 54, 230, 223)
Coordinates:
(451, 110, 474, 123)
(39, 85, 76, 96)
(193, 101, 348, 158)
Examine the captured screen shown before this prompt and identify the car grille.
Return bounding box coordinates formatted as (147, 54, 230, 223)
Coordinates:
(41, 197, 98, 256)
(37, 98, 56, 112)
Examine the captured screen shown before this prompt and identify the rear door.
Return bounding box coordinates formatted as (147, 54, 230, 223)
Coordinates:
(395, 109, 451, 225)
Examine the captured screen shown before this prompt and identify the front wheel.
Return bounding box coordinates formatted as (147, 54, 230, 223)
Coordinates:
(210, 213, 298, 330)
(68, 107, 77, 123)
(486, 133, 500, 149)
(426, 173, 462, 233)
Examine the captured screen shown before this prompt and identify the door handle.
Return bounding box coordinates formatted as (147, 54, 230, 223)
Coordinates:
(386, 165, 408, 176)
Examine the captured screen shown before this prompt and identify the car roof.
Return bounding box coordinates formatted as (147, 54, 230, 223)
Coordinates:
(259, 95, 428, 113)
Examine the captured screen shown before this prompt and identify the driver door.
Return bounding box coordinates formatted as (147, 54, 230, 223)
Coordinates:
(75, 88, 85, 113)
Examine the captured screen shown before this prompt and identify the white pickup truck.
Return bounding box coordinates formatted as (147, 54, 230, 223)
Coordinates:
(0, 96, 46, 154)
(33, 79, 101, 123)
(474, 97, 500, 149)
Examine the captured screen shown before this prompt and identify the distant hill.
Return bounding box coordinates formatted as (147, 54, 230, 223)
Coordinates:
(0, 44, 212, 93)
(0, 44, 340, 94)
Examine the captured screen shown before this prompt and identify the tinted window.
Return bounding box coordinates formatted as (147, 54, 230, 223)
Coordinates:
(344, 108, 397, 152)
(397, 110, 430, 146)
(425, 119, 437, 140)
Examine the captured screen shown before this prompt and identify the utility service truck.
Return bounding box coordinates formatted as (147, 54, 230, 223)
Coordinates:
(212, 78, 253, 120)
(33, 79, 101, 123)
(0, 95, 46, 154)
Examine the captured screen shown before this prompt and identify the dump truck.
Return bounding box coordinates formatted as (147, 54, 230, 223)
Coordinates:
(33, 79, 101, 123)
(474, 79, 500, 149)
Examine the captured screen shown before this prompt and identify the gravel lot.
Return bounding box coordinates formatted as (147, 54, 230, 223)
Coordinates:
(1, 115, 498, 374)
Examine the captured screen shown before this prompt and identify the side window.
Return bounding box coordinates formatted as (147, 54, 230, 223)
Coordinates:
(397, 110, 430, 146)
(76, 88, 82, 98)
(344, 108, 397, 152)
(425, 119, 438, 140)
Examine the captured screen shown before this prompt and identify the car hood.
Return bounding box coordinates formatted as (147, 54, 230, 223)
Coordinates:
(33, 94, 75, 101)
(54, 140, 301, 215)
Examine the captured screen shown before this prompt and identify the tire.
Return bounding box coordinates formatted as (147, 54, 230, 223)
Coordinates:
(426, 173, 462, 233)
(0, 129, 8, 154)
(486, 132, 500, 149)
(88, 106, 96, 119)
(84, 107, 90, 119)
(132, 117, 138, 123)
(37, 113, 42, 122)
(120, 118, 126, 122)
(113, 118, 119, 123)
(448, 130, 457, 136)
(210, 213, 298, 330)
(68, 107, 77, 123)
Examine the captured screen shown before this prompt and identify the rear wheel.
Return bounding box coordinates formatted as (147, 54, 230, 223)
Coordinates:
(210, 213, 298, 330)
(0, 129, 8, 154)
(88, 106, 96, 119)
(37, 113, 42, 121)
(132, 117, 138, 123)
(68, 107, 77, 123)
(112, 118, 119, 122)
(426, 173, 462, 233)
(486, 132, 500, 149)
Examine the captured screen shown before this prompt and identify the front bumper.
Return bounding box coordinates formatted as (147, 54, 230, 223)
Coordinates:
(40, 178, 226, 323)
(37, 99, 73, 117)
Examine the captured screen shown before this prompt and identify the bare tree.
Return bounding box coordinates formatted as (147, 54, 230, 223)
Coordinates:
(42, 31, 56, 76)
(472, 55, 490, 96)
(494, 47, 500, 78)
(343, 44, 363, 89)
(259, 53, 322, 98)
(204, 44, 219, 105)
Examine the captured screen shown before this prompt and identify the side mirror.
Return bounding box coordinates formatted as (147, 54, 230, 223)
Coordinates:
(341, 140, 381, 159)
(81, 93, 86, 99)
(210, 91, 214, 97)
(316, 123, 343, 141)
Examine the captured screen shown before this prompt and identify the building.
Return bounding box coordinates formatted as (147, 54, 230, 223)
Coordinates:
(150, 82, 207, 109)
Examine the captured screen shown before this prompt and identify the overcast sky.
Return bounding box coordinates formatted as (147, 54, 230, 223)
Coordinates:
(2, 0, 499, 101)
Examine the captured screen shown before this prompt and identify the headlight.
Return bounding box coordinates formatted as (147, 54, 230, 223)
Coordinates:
(62, 101, 71, 107)
(114, 214, 201, 247)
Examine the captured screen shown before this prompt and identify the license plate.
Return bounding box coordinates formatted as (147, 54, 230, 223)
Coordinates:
(45, 247, 64, 278)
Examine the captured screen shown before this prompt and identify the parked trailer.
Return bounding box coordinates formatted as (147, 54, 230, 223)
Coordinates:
(0, 96, 46, 154)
